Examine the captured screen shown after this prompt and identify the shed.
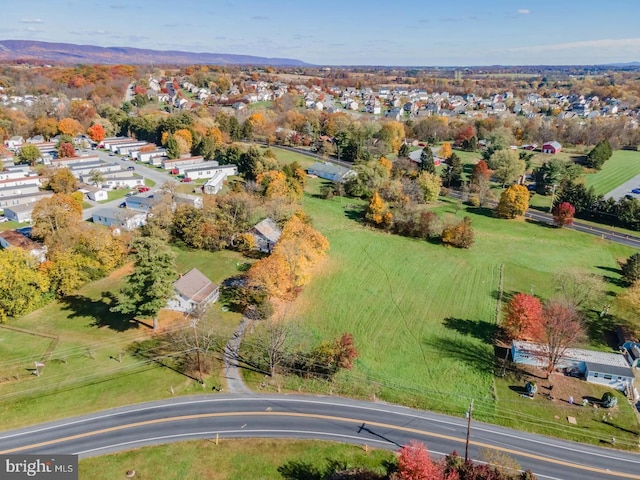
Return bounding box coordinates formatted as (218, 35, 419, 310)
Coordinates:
(167, 268, 219, 313)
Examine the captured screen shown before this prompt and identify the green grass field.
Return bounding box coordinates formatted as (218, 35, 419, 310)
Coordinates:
(79, 439, 393, 480)
(246, 173, 639, 447)
(585, 150, 640, 195)
(0, 248, 247, 430)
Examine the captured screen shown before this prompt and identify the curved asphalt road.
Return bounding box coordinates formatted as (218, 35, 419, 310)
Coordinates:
(0, 394, 638, 480)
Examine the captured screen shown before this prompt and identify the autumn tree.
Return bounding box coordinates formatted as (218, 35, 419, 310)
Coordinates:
(440, 142, 452, 160)
(18, 144, 41, 166)
(503, 293, 543, 340)
(471, 160, 492, 183)
(47, 168, 78, 194)
(365, 191, 393, 228)
(0, 248, 50, 322)
(621, 253, 640, 285)
(488, 149, 525, 186)
(378, 121, 405, 153)
(32, 193, 82, 250)
(470, 160, 493, 206)
(534, 301, 585, 377)
(111, 237, 177, 326)
(334, 333, 359, 369)
(57, 141, 76, 158)
(57, 117, 83, 137)
(496, 184, 529, 219)
(33, 116, 59, 140)
(396, 441, 446, 480)
(41, 251, 99, 297)
(553, 202, 575, 227)
(68, 100, 96, 127)
(419, 146, 436, 173)
(417, 171, 442, 203)
(174, 128, 193, 152)
(87, 123, 106, 143)
(441, 216, 474, 249)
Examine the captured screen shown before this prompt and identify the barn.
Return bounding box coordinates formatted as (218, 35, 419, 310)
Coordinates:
(542, 141, 562, 154)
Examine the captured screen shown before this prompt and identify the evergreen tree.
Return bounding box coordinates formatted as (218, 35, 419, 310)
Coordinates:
(165, 134, 180, 159)
(441, 152, 463, 187)
(398, 143, 410, 158)
(419, 146, 435, 173)
(111, 238, 176, 325)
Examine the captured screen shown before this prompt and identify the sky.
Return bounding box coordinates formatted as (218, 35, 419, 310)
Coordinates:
(3, 0, 640, 66)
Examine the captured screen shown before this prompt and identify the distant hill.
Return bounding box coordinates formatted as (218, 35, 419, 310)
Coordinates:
(605, 61, 640, 67)
(0, 40, 310, 66)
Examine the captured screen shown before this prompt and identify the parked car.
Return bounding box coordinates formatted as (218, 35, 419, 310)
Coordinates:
(127, 166, 135, 171)
(118, 202, 126, 208)
(137, 186, 150, 193)
(0, 216, 9, 223)
(632, 189, 640, 194)
(109, 152, 116, 156)
(181, 177, 193, 183)
(125, 191, 137, 197)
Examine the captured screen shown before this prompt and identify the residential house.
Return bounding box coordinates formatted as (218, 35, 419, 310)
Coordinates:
(0, 191, 53, 209)
(409, 148, 443, 167)
(174, 193, 203, 209)
(202, 165, 239, 194)
(78, 184, 108, 202)
(307, 162, 356, 183)
(3, 203, 38, 223)
(91, 207, 147, 231)
(180, 163, 228, 180)
(622, 341, 640, 368)
(542, 141, 562, 154)
(4, 136, 24, 151)
(0, 229, 48, 262)
(162, 155, 205, 171)
(166, 267, 219, 313)
(125, 195, 160, 212)
(511, 340, 634, 391)
(249, 217, 282, 253)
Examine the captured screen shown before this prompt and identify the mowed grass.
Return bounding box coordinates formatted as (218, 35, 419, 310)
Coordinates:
(585, 150, 640, 195)
(0, 248, 247, 430)
(79, 439, 394, 480)
(260, 176, 637, 437)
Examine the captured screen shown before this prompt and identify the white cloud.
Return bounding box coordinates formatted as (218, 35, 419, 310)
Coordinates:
(25, 27, 43, 33)
(508, 38, 640, 53)
(517, 9, 530, 14)
(19, 18, 43, 24)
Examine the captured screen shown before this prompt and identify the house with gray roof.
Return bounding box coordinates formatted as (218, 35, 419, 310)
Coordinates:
(91, 207, 146, 231)
(166, 268, 219, 313)
(249, 217, 282, 253)
(307, 162, 356, 183)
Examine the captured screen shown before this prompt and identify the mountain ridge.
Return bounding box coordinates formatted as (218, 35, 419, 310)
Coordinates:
(0, 40, 310, 66)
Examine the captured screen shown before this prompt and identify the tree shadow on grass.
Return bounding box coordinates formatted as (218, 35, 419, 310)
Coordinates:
(344, 206, 364, 221)
(443, 317, 499, 343)
(465, 206, 495, 219)
(597, 265, 622, 275)
(58, 292, 139, 332)
(524, 218, 557, 229)
(583, 310, 622, 348)
(424, 334, 496, 374)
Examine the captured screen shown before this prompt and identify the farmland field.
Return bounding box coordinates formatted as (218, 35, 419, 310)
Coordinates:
(584, 150, 640, 195)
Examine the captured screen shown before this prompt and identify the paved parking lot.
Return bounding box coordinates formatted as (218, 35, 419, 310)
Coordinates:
(604, 173, 640, 200)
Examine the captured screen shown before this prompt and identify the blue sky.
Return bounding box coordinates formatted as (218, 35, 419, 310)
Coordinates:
(3, 0, 640, 65)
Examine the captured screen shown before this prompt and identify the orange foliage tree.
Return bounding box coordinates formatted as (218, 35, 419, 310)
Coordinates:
(58, 118, 83, 137)
(503, 293, 543, 340)
(365, 191, 393, 228)
(440, 142, 452, 160)
(87, 124, 106, 143)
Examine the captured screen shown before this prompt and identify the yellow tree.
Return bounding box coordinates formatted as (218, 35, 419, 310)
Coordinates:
(48, 168, 78, 194)
(379, 121, 405, 153)
(365, 191, 393, 228)
(32, 193, 83, 249)
(57, 117, 83, 136)
(0, 248, 50, 321)
(440, 142, 452, 160)
(378, 157, 393, 177)
(174, 128, 193, 152)
(34, 116, 59, 140)
(417, 171, 442, 203)
(496, 184, 530, 218)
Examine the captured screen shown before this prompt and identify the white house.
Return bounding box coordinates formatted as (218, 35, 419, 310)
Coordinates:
(512, 341, 634, 391)
(3, 203, 37, 223)
(166, 268, 219, 313)
(4, 136, 24, 151)
(91, 207, 147, 231)
(202, 165, 238, 194)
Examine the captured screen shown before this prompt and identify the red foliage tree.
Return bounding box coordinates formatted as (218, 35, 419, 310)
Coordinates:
(552, 202, 575, 227)
(396, 441, 445, 480)
(503, 293, 543, 340)
(471, 160, 492, 183)
(534, 301, 585, 377)
(335, 333, 359, 370)
(454, 124, 476, 146)
(133, 85, 147, 95)
(86, 124, 105, 143)
(57, 142, 76, 159)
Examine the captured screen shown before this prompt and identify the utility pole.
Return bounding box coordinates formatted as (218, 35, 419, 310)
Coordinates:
(465, 399, 474, 462)
(190, 317, 204, 384)
(548, 184, 557, 213)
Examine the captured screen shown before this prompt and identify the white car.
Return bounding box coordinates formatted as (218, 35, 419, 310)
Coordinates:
(0, 216, 9, 223)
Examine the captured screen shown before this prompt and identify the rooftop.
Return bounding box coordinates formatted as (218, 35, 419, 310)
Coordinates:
(173, 268, 217, 304)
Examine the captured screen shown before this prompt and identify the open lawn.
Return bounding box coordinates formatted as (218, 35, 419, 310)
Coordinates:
(585, 150, 640, 196)
(246, 171, 639, 447)
(0, 248, 247, 430)
(79, 439, 393, 480)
